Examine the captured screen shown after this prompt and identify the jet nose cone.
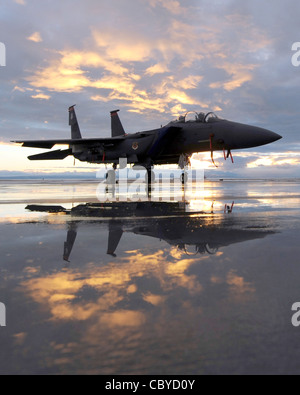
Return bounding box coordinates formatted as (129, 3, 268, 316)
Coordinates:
(256, 127, 282, 146)
(225, 123, 283, 149)
(270, 131, 282, 143)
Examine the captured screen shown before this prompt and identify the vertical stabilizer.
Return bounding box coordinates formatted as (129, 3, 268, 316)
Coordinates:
(69, 105, 82, 140)
(107, 224, 123, 257)
(63, 223, 78, 262)
(110, 110, 126, 137)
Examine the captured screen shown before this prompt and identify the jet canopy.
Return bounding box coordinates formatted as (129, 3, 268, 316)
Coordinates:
(174, 111, 221, 124)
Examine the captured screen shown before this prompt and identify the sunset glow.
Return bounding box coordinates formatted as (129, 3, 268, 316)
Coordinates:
(0, 0, 298, 177)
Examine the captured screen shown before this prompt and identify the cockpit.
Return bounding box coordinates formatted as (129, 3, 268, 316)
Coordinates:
(173, 111, 221, 124)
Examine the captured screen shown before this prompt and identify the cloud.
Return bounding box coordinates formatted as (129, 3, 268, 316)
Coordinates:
(13, 0, 26, 5)
(23, 10, 212, 116)
(12, 86, 26, 93)
(27, 51, 95, 92)
(1, 0, 300, 177)
(191, 151, 300, 177)
(26, 42, 205, 115)
(93, 30, 153, 63)
(209, 63, 257, 91)
(148, 0, 184, 15)
(23, 3, 264, 121)
(31, 93, 51, 100)
(27, 32, 43, 43)
(145, 63, 169, 76)
(246, 152, 300, 169)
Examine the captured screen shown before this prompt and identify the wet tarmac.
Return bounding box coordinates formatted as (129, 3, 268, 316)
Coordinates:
(0, 179, 300, 375)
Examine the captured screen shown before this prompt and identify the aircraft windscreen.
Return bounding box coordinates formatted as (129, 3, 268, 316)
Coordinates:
(172, 111, 220, 124)
(204, 112, 219, 123)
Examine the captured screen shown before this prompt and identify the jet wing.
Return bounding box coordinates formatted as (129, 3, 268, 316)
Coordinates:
(12, 136, 126, 149)
(28, 149, 72, 161)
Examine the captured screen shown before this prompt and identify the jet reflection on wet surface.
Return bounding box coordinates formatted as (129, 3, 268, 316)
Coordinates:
(26, 199, 276, 264)
(3, 180, 300, 375)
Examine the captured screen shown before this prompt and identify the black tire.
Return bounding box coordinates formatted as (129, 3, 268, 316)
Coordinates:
(181, 172, 188, 184)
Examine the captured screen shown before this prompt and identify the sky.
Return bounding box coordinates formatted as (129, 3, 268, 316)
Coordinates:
(0, 0, 300, 178)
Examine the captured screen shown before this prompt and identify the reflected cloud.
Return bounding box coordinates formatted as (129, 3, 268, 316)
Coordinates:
(143, 293, 165, 306)
(22, 247, 202, 324)
(13, 332, 27, 346)
(3, 179, 298, 375)
(227, 270, 255, 302)
(20, 198, 277, 329)
(101, 310, 146, 328)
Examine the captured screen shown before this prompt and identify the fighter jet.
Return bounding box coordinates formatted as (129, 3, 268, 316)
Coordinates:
(13, 105, 282, 174)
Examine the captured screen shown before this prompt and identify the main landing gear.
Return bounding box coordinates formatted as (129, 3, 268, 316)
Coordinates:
(104, 160, 188, 197)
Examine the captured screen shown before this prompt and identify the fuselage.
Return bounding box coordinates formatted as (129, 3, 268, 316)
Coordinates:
(75, 112, 281, 166)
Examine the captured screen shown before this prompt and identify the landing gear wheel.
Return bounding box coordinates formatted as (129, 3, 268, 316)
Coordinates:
(181, 172, 188, 185)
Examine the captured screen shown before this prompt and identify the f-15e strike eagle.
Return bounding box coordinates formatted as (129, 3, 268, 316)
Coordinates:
(13, 105, 282, 175)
